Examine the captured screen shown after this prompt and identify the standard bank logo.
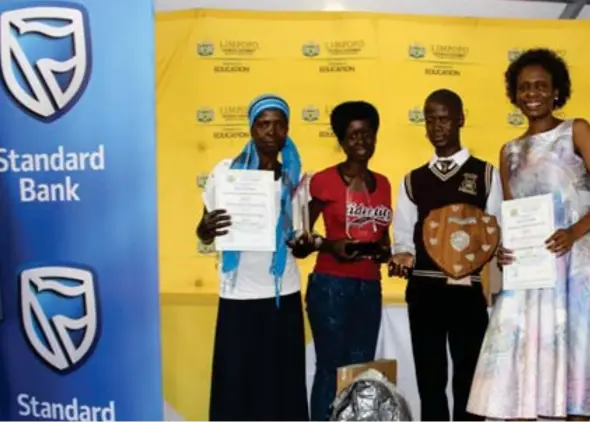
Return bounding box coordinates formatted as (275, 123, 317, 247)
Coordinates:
(0, 4, 92, 122)
(20, 265, 99, 373)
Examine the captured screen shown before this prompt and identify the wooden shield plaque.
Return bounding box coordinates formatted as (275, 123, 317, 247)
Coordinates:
(423, 203, 500, 279)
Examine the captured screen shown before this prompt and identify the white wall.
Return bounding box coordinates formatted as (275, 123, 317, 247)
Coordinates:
(155, 0, 590, 19)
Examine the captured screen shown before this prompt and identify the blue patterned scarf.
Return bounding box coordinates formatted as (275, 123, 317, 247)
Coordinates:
(221, 94, 301, 306)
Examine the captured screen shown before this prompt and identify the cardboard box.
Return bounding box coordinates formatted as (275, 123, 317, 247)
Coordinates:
(336, 359, 397, 395)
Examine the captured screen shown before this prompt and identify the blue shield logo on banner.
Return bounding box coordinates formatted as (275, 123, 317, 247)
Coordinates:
(19, 266, 99, 373)
(0, 0, 163, 417)
(0, 3, 92, 122)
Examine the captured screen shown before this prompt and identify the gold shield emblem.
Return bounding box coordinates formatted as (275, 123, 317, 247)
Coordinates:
(423, 203, 500, 279)
(458, 173, 477, 195)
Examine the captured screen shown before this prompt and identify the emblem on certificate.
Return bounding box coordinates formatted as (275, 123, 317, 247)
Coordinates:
(423, 203, 500, 279)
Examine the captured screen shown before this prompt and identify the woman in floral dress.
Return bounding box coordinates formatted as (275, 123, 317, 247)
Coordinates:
(467, 48, 590, 420)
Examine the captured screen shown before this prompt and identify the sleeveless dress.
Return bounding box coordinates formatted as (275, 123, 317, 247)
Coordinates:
(467, 120, 590, 419)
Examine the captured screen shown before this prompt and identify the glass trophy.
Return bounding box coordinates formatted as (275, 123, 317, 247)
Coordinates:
(293, 173, 311, 236)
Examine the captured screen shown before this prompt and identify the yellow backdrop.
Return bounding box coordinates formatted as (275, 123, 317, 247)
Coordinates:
(156, 9, 590, 420)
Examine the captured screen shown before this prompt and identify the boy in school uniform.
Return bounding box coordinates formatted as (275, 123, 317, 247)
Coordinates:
(389, 89, 503, 421)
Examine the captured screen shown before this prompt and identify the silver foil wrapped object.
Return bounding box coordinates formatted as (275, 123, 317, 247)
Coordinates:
(330, 369, 413, 421)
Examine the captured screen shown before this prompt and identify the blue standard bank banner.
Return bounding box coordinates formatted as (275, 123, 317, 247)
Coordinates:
(0, 0, 162, 421)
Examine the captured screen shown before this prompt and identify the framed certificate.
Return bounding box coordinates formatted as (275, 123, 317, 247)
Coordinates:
(501, 193, 557, 290)
(214, 169, 277, 252)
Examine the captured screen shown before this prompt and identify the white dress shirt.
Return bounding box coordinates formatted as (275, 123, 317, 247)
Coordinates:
(392, 148, 503, 256)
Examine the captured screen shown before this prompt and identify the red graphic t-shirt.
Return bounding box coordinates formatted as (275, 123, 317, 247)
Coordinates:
(310, 166, 393, 281)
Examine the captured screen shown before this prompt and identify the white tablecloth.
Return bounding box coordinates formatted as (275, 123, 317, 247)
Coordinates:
(305, 304, 457, 420)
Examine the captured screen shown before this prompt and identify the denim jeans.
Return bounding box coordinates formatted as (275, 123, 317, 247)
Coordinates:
(305, 272, 382, 421)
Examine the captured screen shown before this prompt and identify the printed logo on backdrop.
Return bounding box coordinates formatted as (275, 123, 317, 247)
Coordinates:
(507, 108, 566, 126)
(408, 106, 470, 125)
(407, 107, 425, 125)
(0, 4, 92, 122)
(196, 107, 214, 123)
(196, 41, 214, 57)
(301, 40, 365, 73)
(507, 110, 526, 127)
(301, 42, 320, 57)
(196, 105, 249, 139)
(19, 265, 99, 373)
(197, 241, 216, 255)
(507, 49, 523, 63)
(301, 105, 336, 140)
(197, 173, 208, 189)
(301, 106, 320, 122)
(408, 43, 469, 77)
(196, 40, 259, 73)
(508, 48, 567, 63)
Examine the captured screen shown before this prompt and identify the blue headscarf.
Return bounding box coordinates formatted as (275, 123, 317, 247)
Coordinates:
(221, 94, 301, 306)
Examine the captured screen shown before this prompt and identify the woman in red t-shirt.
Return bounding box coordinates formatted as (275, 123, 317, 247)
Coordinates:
(289, 101, 393, 421)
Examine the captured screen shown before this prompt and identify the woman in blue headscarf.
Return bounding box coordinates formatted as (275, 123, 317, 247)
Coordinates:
(196, 94, 309, 421)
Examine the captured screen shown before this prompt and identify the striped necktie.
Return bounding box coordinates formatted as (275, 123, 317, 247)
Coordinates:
(436, 159, 454, 174)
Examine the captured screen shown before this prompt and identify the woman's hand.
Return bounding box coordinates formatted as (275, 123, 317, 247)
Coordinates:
(496, 244, 515, 267)
(288, 235, 360, 261)
(330, 238, 360, 261)
(197, 209, 231, 243)
(546, 227, 577, 257)
(287, 232, 317, 259)
(388, 253, 414, 278)
(374, 245, 392, 263)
